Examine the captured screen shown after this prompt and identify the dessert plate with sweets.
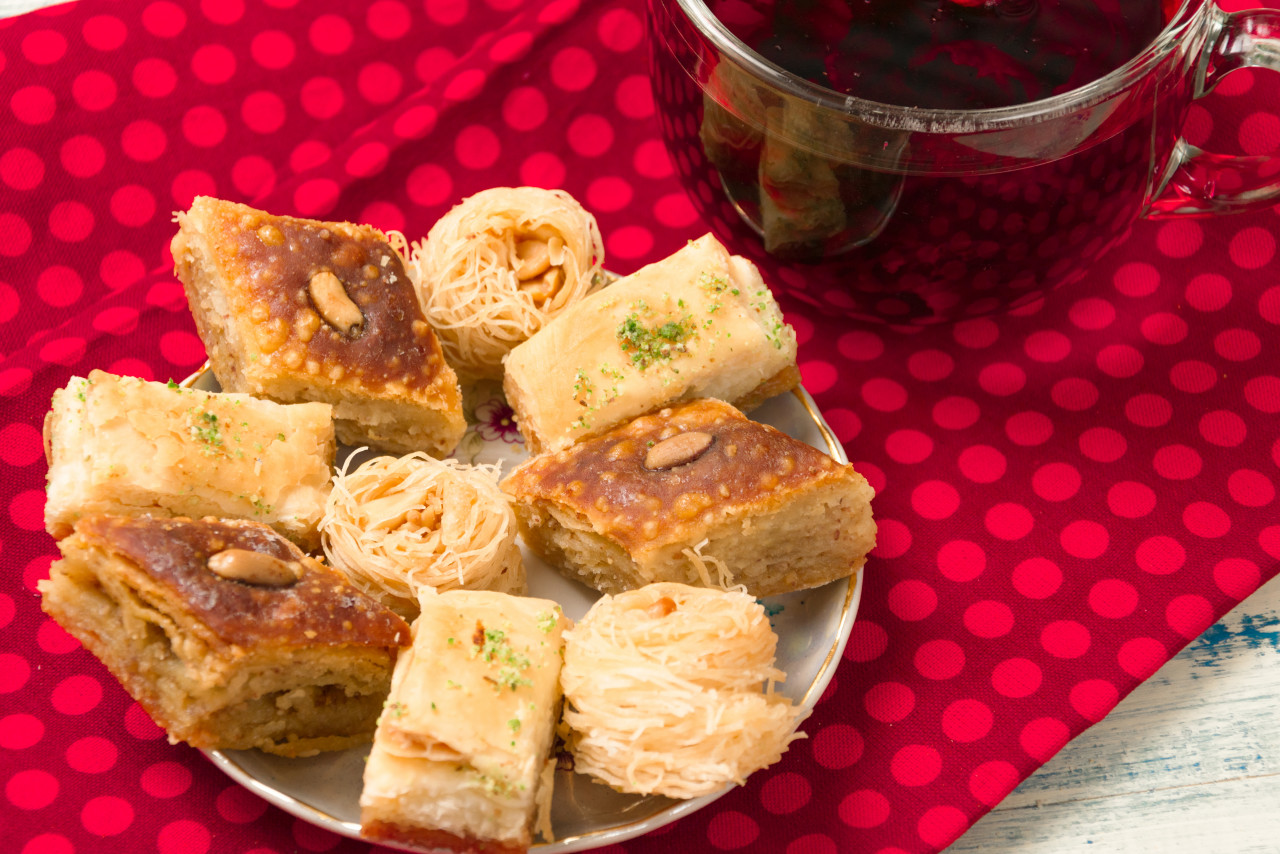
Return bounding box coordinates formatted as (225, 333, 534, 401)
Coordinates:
(40, 192, 873, 853)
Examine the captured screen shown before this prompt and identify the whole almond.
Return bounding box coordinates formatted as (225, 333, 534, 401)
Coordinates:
(207, 548, 300, 588)
(644, 431, 714, 471)
(309, 270, 364, 336)
(513, 239, 552, 280)
(520, 267, 563, 305)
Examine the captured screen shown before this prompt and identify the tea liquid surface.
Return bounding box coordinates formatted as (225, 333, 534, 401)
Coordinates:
(710, 0, 1171, 108)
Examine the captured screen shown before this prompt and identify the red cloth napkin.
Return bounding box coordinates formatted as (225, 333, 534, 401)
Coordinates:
(2, 1, 1278, 852)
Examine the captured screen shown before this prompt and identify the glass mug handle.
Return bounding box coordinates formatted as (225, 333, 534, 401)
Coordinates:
(1147, 3, 1280, 217)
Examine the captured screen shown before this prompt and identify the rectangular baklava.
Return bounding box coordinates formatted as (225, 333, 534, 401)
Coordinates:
(502, 398, 876, 597)
(360, 590, 569, 853)
(44, 370, 334, 550)
(502, 233, 800, 453)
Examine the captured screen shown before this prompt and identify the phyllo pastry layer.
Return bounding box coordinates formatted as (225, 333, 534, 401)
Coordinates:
(502, 233, 799, 453)
(502, 397, 875, 597)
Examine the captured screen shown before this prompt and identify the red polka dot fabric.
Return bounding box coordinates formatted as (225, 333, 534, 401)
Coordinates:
(2, 1, 1279, 853)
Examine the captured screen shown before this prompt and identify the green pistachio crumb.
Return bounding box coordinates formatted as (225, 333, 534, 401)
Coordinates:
(616, 306, 695, 370)
(190, 411, 223, 448)
(473, 622, 533, 690)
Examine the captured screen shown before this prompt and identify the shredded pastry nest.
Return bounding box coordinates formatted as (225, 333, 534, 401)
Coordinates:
(321, 451, 525, 619)
(404, 186, 605, 380)
(560, 583, 807, 798)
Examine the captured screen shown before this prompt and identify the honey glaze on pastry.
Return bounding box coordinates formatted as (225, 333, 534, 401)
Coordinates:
(502, 397, 876, 597)
(38, 515, 410, 757)
(172, 196, 466, 457)
(560, 583, 807, 798)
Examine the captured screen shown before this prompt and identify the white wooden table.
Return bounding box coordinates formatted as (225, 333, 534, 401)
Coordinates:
(0, 0, 44, 16)
(4, 1, 1278, 851)
(948, 573, 1280, 853)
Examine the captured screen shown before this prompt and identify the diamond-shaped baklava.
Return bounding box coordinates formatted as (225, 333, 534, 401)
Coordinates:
(39, 515, 410, 757)
(172, 196, 466, 457)
(502, 397, 875, 597)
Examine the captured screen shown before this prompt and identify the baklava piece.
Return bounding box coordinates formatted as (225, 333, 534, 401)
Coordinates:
(44, 370, 334, 550)
(172, 196, 466, 457)
(38, 515, 410, 757)
(361, 590, 569, 854)
(502, 398, 875, 597)
(502, 233, 800, 453)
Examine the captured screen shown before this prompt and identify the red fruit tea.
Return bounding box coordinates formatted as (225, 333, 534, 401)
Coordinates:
(649, 0, 1188, 322)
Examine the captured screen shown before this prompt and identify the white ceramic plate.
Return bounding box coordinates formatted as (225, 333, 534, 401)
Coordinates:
(189, 370, 862, 853)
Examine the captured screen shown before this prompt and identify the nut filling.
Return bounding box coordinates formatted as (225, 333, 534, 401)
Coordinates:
(644, 431, 715, 471)
(308, 269, 364, 336)
(513, 239, 552, 280)
(207, 548, 301, 588)
(512, 235, 567, 306)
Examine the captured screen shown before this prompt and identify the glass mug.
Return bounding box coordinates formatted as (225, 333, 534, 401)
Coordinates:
(646, 0, 1280, 323)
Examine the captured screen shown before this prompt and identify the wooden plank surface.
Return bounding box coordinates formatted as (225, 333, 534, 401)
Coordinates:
(948, 574, 1280, 853)
(0, 0, 47, 15)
